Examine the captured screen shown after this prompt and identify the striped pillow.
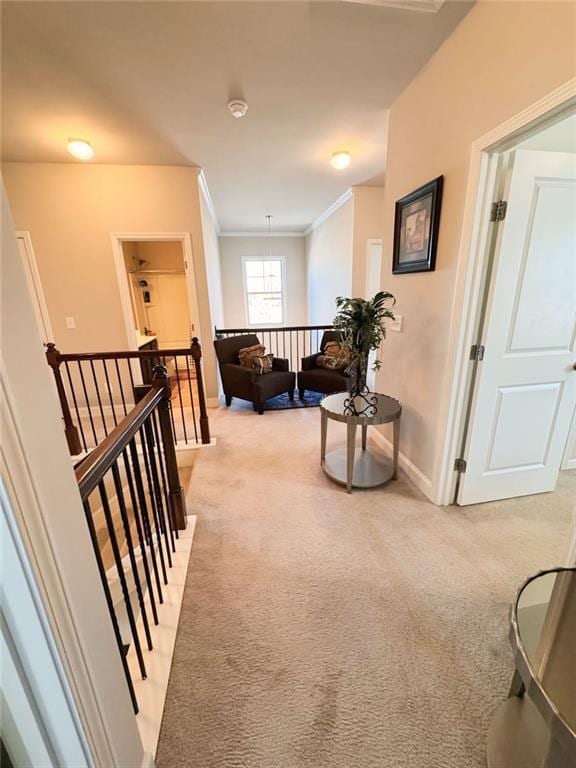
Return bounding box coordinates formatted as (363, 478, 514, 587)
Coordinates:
(252, 354, 274, 375)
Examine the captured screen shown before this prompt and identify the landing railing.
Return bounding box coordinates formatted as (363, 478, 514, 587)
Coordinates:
(46, 337, 210, 456)
(214, 325, 334, 373)
(75, 366, 185, 714)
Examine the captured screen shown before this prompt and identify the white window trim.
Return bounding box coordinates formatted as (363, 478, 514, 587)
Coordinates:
(241, 256, 287, 328)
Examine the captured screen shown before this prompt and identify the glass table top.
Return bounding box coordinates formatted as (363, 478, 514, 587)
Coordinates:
(320, 391, 401, 424)
(514, 568, 575, 736)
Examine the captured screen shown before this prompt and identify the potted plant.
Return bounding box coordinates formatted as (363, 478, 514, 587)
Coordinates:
(333, 291, 396, 397)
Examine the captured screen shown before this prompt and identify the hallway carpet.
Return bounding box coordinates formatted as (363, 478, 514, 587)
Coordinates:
(156, 405, 574, 768)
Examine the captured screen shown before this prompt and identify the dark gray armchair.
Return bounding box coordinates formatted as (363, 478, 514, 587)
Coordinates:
(214, 334, 295, 414)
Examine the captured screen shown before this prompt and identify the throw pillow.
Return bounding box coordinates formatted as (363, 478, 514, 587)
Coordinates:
(238, 344, 266, 368)
(252, 354, 274, 375)
(322, 341, 350, 368)
(317, 354, 347, 371)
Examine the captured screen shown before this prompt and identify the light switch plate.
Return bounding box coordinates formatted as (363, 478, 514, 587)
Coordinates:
(65, 316, 76, 329)
(390, 315, 403, 333)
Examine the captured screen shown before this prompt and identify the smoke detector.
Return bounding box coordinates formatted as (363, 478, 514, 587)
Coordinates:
(228, 99, 248, 118)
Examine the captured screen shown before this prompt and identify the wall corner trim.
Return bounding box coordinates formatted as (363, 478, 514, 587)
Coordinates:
(198, 170, 220, 235)
(370, 428, 436, 503)
(304, 188, 353, 236)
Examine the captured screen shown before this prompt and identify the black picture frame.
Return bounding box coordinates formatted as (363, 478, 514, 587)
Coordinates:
(392, 175, 443, 274)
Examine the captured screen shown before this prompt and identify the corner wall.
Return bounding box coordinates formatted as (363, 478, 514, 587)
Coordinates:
(375, 0, 576, 497)
(219, 235, 307, 327)
(2, 162, 220, 397)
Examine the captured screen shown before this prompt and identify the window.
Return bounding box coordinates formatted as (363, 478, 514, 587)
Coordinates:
(243, 259, 284, 325)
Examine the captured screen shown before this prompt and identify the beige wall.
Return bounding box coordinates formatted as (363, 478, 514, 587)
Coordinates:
(375, 0, 576, 489)
(306, 197, 354, 325)
(2, 163, 220, 397)
(351, 186, 385, 298)
(1, 182, 146, 765)
(198, 187, 224, 332)
(219, 235, 307, 327)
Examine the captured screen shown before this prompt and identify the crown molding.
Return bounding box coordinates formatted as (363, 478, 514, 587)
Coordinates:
(197, 170, 220, 235)
(219, 231, 305, 238)
(304, 188, 353, 236)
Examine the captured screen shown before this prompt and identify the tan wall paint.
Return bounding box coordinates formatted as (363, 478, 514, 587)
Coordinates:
(306, 197, 354, 325)
(2, 163, 219, 397)
(376, 0, 576, 487)
(351, 186, 385, 298)
(219, 236, 307, 327)
(198, 189, 224, 331)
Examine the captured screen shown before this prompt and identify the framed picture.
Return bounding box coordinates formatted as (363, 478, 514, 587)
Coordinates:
(392, 175, 443, 274)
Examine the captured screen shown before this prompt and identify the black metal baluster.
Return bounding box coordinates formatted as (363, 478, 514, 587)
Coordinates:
(290, 332, 293, 373)
(152, 411, 178, 546)
(138, 427, 169, 583)
(90, 360, 108, 438)
(77, 361, 98, 447)
(121, 447, 159, 625)
(82, 497, 138, 714)
(173, 356, 188, 445)
(64, 361, 87, 452)
(142, 420, 173, 567)
(110, 463, 153, 651)
(103, 360, 118, 427)
(97, 479, 147, 680)
(184, 355, 199, 443)
(129, 437, 163, 604)
(114, 359, 128, 417)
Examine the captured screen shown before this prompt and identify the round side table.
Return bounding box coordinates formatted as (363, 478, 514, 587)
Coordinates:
(319, 391, 402, 494)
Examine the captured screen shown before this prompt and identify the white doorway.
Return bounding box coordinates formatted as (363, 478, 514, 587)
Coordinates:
(455, 113, 576, 505)
(16, 231, 53, 344)
(365, 238, 383, 392)
(111, 234, 200, 352)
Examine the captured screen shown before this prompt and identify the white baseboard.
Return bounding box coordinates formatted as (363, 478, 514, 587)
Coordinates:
(370, 428, 434, 501)
(207, 396, 220, 408)
(141, 751, 156, 768)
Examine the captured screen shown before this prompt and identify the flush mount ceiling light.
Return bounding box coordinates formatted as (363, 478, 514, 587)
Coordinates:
(67, 138, 94, 160)
(228, 100, 248, 118)
(331, 151, 351, 170)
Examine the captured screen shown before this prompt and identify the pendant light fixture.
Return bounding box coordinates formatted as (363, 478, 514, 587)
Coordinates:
(266, 214, 273, 258)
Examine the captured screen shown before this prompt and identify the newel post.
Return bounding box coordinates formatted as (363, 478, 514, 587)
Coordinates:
(153, 366, 187, 531)
(45, 343, 82, 456)
(190, 337, 211, 445)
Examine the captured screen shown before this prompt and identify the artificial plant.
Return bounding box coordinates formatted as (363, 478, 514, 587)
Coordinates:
(333, 291, 396, 394)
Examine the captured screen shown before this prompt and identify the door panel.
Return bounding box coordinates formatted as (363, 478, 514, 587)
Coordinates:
(458, 150, 576, 505)
(145, 274, 191, 349)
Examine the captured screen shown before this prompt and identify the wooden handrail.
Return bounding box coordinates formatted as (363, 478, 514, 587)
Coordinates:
(215, 324, 334, 335)
(57, 346, 199, 361)
(75, 384, 164, 500)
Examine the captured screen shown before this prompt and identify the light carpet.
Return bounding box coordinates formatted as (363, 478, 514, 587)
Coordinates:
(156, 405, 575, 768)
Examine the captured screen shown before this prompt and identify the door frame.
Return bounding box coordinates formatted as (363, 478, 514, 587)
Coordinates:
(16, 231, 54, 344)
(435, 78, 576, 506)
(110, 232, 201, 350)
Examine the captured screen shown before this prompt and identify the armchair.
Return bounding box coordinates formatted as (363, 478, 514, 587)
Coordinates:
(214, 334, 296, 414)
(297, 331, 350, 400)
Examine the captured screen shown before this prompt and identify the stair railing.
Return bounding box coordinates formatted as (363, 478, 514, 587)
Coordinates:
(46, 337, 210, 455)
(75, 365, 185, 714)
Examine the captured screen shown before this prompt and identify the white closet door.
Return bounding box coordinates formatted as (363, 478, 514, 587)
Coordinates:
(458, 150, 576, 505)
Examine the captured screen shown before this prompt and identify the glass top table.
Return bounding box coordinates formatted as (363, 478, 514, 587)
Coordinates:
(488, 567, 575, 768)
(319, 392, 402, 493)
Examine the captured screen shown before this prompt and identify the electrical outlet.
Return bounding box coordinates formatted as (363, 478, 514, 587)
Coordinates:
(65, 316, 76, 329)
(390, 315, 403, 333)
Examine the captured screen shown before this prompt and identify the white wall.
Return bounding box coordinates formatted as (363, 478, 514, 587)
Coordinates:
(1, 184, 146, 766)
(219, 235, 307, 327)
(305, 196, 354, 325)
(198, 179, 224, 332)
(374, 0, 576, 498)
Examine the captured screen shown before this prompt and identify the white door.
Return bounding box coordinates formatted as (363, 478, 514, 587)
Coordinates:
(365, 239, 383, 392)
(16, 232, 53, 344)
(458, 150, 576, 505)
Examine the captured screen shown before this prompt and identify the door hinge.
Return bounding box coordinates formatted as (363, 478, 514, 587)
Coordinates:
(490, 200, 507, 222)
(470, 344, 485, 362)
(184, 259, 188, 269)
(454, 458, 467, 473)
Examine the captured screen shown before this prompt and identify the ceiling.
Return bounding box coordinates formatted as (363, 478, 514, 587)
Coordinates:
(1, 1, 473, 232)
